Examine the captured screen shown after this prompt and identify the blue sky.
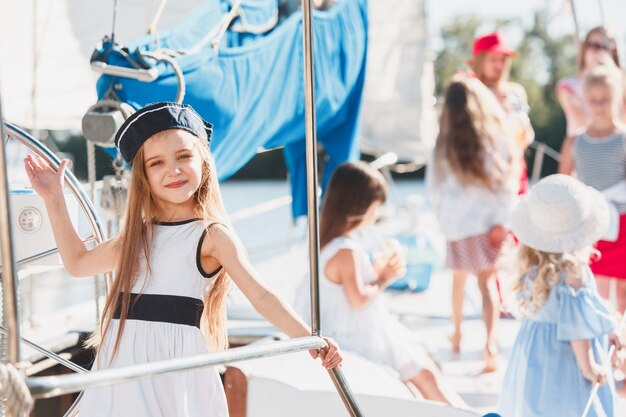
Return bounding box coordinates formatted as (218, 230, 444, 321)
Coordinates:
(427, 0, 626, 61)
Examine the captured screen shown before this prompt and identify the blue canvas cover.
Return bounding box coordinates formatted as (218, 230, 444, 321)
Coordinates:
(96, 0, 367, 217)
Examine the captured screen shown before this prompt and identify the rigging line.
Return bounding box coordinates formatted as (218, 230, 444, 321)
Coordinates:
(597, 0, 606, 28)
(111, 0, 119, 44)
(568, 0, 581, 53)
(147, 0, 169, 50)
(211, 0, 243, 55)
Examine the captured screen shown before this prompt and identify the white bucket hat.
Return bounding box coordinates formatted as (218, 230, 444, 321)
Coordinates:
(511, 174, 610, 253)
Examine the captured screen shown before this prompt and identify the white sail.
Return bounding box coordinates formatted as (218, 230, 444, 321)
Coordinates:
(0, 0, 203, 130)
(360, 0, 437, 164)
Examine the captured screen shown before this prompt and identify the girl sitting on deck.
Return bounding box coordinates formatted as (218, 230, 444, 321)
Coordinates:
(24, 102, 342, 417)
(498, 174, 619, 417)
(427, 77, 520, 372)
(297, 162, 465, 407)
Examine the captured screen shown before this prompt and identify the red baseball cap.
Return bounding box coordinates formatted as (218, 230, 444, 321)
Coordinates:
(472, 32, 516, 57)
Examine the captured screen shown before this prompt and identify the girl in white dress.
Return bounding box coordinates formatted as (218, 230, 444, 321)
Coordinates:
(24, 102, 342, 417)
(298, 162, 464, 406)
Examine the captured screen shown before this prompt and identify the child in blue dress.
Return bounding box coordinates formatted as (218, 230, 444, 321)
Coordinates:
(498, 174, 619, 417)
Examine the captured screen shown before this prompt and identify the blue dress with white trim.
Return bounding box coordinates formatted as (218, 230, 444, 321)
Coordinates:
(498, 266, 616, 417)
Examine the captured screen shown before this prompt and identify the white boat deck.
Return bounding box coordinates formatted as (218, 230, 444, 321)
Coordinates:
(228, 232, 626, 416)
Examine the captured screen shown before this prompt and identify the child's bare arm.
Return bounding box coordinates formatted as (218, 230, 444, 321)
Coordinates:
(571, 339, 606, 385)
(558, 136, 576, 175)
(24, 156, 120, 276)
(557, 85, 586, 134)
(328, 249, 403, 309)
(204, 225, 342, 368)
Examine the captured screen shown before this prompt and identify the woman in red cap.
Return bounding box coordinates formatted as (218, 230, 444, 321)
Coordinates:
(468, 31, 534, 194)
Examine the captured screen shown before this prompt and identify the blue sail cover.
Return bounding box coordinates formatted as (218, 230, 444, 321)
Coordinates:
(96, 0, 367, 217)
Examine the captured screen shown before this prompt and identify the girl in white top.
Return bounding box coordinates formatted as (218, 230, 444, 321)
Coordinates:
(427, 77, 520, 372)
(303, 162, 465, 406)
(24, 102, 341, 417)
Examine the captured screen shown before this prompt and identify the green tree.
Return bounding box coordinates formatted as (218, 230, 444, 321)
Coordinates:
(434, 16, 483, 95)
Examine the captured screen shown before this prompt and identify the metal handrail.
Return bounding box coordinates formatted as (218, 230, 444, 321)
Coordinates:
(300, 0, 364, 415)
(0, 325, 88, 374)
(0, 85, 21, 417)
(529, 141, 562, 184)
(4, 123, 111, 292)
(27, 336, 326, 399)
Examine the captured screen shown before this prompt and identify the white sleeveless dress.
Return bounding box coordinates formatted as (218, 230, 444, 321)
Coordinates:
(295, 235, 429, 381)
(78, 219, 229, 417)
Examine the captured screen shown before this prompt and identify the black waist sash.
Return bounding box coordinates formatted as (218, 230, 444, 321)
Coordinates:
(114, 293, 204, 328)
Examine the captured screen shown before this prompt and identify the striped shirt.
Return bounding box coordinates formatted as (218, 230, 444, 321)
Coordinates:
(573, 132, 626, 213)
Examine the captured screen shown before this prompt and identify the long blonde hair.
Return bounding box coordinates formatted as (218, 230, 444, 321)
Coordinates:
(435, 77, 518, 191)
(90, 131, 231, 358)
(514, 244, 595, 314)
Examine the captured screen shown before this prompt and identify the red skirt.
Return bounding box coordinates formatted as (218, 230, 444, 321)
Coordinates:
(592, 213, 626, 279)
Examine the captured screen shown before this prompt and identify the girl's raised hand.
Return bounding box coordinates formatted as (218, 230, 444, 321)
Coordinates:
(24, 156, 68, 201)
(309, 337, 343, 369)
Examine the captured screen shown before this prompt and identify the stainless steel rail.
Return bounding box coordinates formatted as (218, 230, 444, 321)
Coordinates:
(4, 123, 108, 254)
(0, 87, 21, 417)
(3, 123, 111, 293)
(0, 123, 109, 415)
(0, 325, 88, 374)
(27, 336, 326, 399)
(529, 141, 561, 184)
(300, 0, 364, 416)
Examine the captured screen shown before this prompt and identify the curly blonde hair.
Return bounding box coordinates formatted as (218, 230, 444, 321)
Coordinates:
(514, 244, 596, 314)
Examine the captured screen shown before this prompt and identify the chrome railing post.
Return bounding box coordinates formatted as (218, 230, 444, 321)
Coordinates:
(531, 142, 546, 184)
(4, 124, 112, 295)
(0, 87, 22, 417)
(27, 336, 327, 398)
(301, 1, 364, 416)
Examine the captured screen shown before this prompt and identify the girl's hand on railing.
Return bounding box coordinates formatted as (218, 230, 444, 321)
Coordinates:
(310, 337, 343, 369)
(581, 362, 607, 386)
(24, 156, 68, 202)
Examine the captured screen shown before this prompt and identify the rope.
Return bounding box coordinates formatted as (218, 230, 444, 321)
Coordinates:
(0, 362, 34, 416)
(211, 0, 243, 55)
(147, 0, 168, 49)
(143, 50, 186, 103)
(111, 0, 119, 44)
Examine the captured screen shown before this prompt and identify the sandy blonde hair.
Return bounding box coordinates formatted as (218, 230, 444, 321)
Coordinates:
(514, 244, 595, 314)
(434, 77, 519, 191)
(89, 130, 231, 359)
